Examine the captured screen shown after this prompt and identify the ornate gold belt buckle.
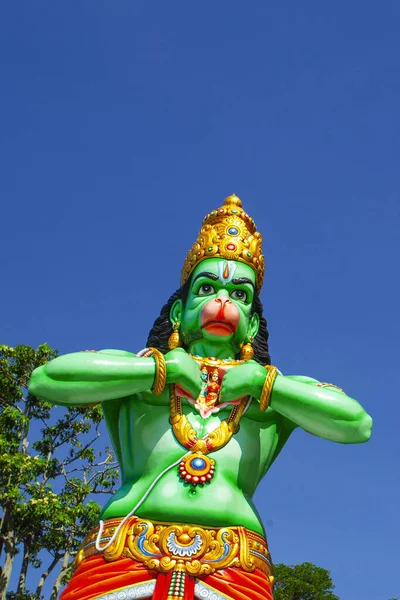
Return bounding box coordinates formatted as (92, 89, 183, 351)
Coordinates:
(127, 521, 241, 576)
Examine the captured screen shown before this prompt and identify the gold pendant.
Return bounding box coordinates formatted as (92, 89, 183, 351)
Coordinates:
(169, 370, 249, 489)
(178, 452, 215, 485)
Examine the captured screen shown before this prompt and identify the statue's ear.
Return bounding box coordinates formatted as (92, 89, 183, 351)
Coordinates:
(170, 299, 183, 327)
(247, 312, 260, 341)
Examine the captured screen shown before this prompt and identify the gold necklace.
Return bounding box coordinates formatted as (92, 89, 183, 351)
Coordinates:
(169, 384, 248, 486)
(188, 354, 245, 367)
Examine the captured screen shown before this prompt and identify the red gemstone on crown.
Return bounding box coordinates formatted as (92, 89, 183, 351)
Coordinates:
(226, 244, 236, 251)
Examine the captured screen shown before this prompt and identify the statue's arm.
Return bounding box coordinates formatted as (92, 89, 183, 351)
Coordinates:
(28, 349, 156, 406)
(269, 373, 372, 444)
(221, 365, 372, 444)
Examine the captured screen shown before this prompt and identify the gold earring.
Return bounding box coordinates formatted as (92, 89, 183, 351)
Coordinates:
(168, 322, 182, 350)
(240, 336, 254, 361)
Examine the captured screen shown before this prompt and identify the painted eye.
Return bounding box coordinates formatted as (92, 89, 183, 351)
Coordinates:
(198, 284, 216, 296)
(230, 289, 248, 302)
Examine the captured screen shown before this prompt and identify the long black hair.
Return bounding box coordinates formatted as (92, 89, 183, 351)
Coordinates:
(146, 282, 271, 366)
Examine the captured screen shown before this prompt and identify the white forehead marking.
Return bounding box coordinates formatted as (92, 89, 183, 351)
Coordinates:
(217, 261, 237, 285)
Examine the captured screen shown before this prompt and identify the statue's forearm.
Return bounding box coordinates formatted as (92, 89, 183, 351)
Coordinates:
(269, 375, 372, 444)
(28, 350, 156, 405)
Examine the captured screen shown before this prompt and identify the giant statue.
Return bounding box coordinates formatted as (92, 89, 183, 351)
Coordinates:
(29, 195, 372, 600)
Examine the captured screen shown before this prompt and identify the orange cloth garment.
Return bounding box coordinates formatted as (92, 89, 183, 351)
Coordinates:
(59, 555, 157, 600)
(202, 566, 273, 600)
(59, 556, 273, 600)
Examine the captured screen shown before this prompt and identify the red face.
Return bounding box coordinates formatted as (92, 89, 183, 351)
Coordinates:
(200, 296, 240, 337)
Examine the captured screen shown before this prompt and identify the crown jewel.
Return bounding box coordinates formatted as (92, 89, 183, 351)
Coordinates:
(181, 194, 265, 291)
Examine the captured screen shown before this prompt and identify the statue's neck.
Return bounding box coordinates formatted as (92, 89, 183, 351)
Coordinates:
(187, 340, 238, 360)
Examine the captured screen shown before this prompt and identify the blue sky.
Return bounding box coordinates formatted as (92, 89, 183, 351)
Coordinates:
(1, 1, 399, 598)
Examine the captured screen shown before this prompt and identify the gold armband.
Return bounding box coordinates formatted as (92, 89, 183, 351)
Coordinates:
(260, 365, 278, 412)
(147, 347, 167, 396)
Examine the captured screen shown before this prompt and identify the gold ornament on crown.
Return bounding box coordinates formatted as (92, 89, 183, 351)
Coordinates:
(181, 194, 265, 292)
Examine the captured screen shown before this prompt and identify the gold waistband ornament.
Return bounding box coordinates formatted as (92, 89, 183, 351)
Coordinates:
(181, 194, 265, 292)
(78, 516, 272, 580)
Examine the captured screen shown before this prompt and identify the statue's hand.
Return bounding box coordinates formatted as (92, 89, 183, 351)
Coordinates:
(165, 348, 202, 399)
(220, 361, 265, 403)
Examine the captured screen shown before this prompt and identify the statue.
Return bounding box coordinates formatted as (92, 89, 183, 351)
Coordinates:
(28, 195, 372, 600)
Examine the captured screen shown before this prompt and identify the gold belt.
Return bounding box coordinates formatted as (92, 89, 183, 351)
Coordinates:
(75, 516, 273, 581)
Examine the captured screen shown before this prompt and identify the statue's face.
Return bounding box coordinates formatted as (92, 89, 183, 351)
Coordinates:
(171, 258, 260, 354)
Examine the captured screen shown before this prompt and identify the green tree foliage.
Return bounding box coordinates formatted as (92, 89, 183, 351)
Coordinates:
(0, 344, 119, 600)
(273, 562, 339, 600)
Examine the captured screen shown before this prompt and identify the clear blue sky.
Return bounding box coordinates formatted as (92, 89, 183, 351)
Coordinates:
(1, 2, 399, 599)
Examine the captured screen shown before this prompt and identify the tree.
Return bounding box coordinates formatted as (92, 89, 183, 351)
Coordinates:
(0, 344, 119, 600)
(273, 562, 339, 600)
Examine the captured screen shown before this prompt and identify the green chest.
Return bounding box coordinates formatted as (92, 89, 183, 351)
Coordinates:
(103, 393, 281, 489)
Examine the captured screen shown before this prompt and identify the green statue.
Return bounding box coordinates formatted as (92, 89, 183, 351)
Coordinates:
(29, 195, 372, 600)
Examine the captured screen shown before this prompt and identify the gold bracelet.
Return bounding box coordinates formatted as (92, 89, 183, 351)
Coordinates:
(260, 365, 278, 411)
(147, 347, 167, 396)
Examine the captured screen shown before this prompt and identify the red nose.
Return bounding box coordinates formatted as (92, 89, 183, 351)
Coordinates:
(215, 296, 231, 315)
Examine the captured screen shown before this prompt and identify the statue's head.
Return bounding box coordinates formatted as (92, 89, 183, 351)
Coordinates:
(210, 369, 219, 383)
(170, 257, 260, 357)
(147, 195, 270, 365)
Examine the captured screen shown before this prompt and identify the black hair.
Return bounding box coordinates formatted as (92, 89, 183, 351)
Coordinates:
(146, 281, 271, 366)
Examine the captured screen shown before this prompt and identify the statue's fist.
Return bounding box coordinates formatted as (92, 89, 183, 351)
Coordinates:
(220, 361, 265, 403)
(165, 348, 202, 399)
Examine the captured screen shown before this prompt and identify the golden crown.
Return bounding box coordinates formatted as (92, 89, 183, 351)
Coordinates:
(181, 194, 265, 291)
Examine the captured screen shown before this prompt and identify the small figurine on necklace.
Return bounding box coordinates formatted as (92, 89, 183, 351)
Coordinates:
(206, 368, 221, 407)
(197, 367, 209, 407)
